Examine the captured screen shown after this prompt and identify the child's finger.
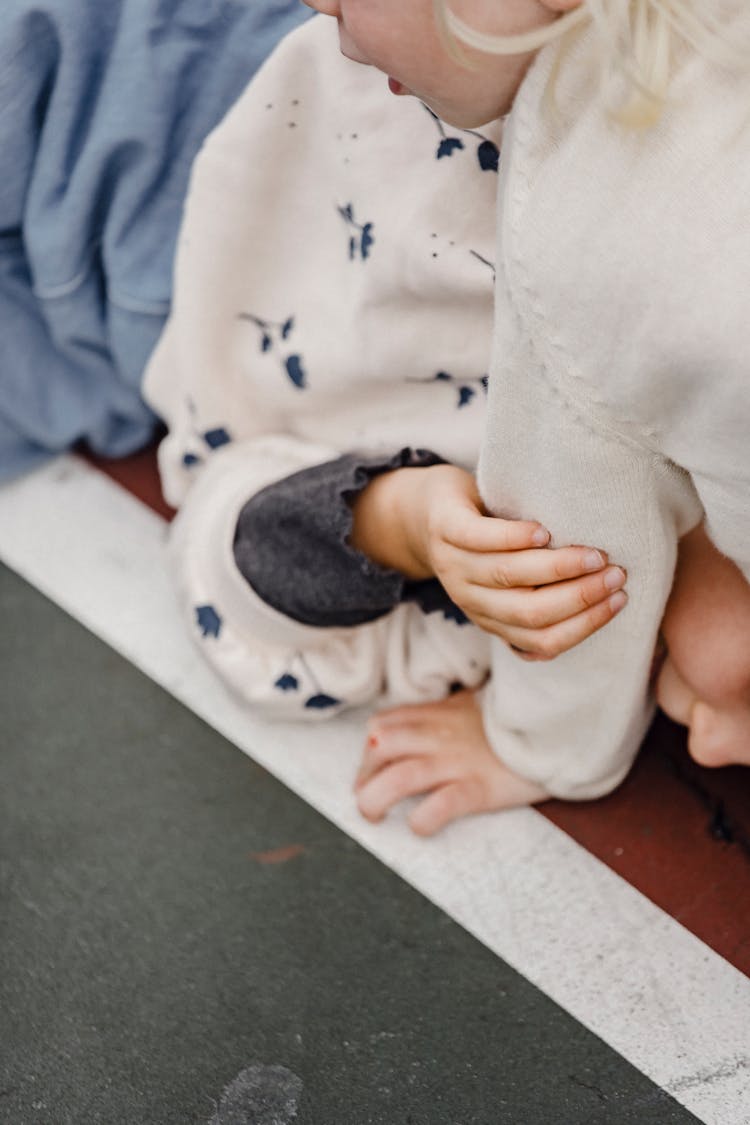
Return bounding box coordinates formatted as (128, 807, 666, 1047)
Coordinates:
(355, 729, 421, 789)
(408, 763, 550, 835)
(356, 715, 455, 788)
(364, 694, 466, 737)
(408, 778, 486, 836)
(499, 589, 628, 659)
(458, 544, 612, 590)
(440, 508, 550, 554)
(356, 754, 448, 823)
(465, 565, 627, 630)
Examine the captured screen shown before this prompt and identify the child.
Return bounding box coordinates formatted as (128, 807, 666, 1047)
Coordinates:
(312, 0, 750, 831)
(147, 0, 750, 834)
(144, 10, 626, 808)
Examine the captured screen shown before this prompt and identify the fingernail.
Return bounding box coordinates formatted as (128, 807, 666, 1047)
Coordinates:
(532, 527, 550, 546)
(583, 550, 605, 570)
(609, 590, 628, 612)
(604, 566, 626, 591)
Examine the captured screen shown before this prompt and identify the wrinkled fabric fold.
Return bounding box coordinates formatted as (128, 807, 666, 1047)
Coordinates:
(0, 0, 310, 479)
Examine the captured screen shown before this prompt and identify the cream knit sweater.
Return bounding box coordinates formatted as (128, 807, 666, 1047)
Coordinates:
(478, 27, 750, 798)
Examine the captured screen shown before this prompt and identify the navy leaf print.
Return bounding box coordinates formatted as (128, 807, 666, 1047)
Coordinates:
(239, 311, 308, 387)
(285, 355, 307, 389)
(196, 604, 222, 639)
(425, 103, 499, 172)
(275, 673, 300, 692)
(182, 452, 202, 467)
(337, 203, 375, 262)
(407, 370, 486, 401)
(305, 693, 341, 710)
(480, 375, 489, 392)
(469, 249, 496, 280)
(360, 223, 374, 260)
(437, 137, 464, 159)
(442, 604, 470, 626)
(424, 105, 467, 165)
(477, 139, 500, 172)
(204, 427, 232, 450)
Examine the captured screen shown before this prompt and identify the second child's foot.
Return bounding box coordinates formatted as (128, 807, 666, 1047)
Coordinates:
(655, 654, 695, 726)
(657, 655, 750, 768)
(689, 700, 750, 768)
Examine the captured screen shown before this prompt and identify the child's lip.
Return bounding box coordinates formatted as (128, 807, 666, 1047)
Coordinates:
(388, 77, 409, 95)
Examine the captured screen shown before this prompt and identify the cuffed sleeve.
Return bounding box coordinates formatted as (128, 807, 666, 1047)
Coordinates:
(233, 447, 464, 627)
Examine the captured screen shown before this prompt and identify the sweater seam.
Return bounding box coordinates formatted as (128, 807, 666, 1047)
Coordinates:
(502, 49, 662, 457)
(499, 256, 663, 460)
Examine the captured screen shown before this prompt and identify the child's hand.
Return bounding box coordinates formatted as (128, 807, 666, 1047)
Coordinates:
(407, 464, 628, 659)
(355, 690, 548, 835)
(350, 462, 627, 658)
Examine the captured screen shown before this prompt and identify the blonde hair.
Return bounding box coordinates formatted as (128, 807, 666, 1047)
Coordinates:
(435, 1, 749, 126)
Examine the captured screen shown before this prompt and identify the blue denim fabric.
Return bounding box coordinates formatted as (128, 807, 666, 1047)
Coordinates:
(0, 0, 310, 479)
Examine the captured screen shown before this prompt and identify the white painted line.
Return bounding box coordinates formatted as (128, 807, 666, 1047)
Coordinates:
(1, 455, 748, 1124)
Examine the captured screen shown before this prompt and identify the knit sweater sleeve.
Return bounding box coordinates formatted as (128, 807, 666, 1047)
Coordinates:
(477, 361, 702, 801)
(471, 30, 750, 800)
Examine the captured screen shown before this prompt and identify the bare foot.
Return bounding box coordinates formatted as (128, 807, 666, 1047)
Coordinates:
(355, 689, 548, 836)
(689, 700, 750, 768)
(655, 654, 696, 726)
(657, 655, 750, 768)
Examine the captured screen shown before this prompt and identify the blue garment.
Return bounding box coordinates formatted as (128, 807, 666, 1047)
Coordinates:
(0, 0, 310, 479)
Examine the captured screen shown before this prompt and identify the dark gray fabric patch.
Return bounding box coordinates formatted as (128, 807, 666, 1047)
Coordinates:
(233, 447, 459, 627)
(209, 1064, 302, 1125)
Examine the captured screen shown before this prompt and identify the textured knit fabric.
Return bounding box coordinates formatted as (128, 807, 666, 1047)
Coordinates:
(0, 0, 310, 480)
(233, 448, 462, 628)
(476, 20, 749, 799)
(144, 16, 499, 717)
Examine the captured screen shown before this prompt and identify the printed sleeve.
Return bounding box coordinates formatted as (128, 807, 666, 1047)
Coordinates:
(156, 434, 477, 718)
(233, 448, 463, 627)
